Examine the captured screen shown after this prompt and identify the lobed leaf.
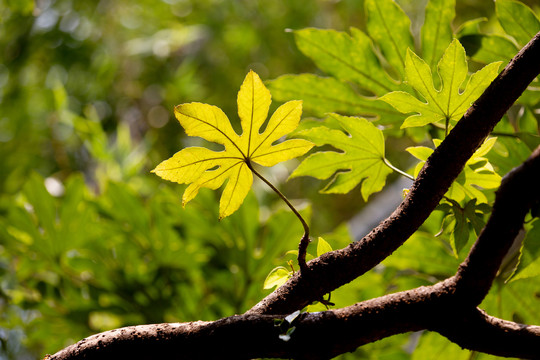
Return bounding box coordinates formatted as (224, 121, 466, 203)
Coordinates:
(406, 137, 501, 204)
(290, 114, 391, 200)
(443, 199, 488, 256)
(381, 39, 501, 129)
(153, 71, 313, 219)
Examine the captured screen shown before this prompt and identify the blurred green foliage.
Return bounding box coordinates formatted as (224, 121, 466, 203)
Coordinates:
(0, 0, 539, 359)
(0, 0, 377, 357)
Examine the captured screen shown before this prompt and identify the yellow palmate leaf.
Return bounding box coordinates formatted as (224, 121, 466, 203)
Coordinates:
(152, 70, 314, 219)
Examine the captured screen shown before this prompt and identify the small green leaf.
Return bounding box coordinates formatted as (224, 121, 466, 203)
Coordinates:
(263, 266, 291, 289)
(284, 310, 301, 324)
(290, 114, 392, 200)
(496, 0, 540, 47)
(381, 39, 501, 129)
(448, 202, 470, 256)
(279, 326, 296, 342)
(316, 237, 333, 257)
(23, 172, 57, 237)
(463, 199, 487, 235)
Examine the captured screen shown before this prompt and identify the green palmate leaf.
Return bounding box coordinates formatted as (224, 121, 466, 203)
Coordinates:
(412, 332, 475, 360)
(447, 204, 469, 256)
(153, 71, 313, 219)
(290, 114, 392, 200)
(381, 39, 501, 129)
(266, 74, 401, 120)
(441, 198, 489, 256)
(513, 256, 540, 281)
(316, 237, 333, 257)
(482, 277, 540, 325)
(293, 28, 398, 95)
(407, 137, 501, 203)
(383, 230, 459, 277)
(365, 0, 414, 80)
(421, 0, 456, 70)
(496, 0, 540, 47)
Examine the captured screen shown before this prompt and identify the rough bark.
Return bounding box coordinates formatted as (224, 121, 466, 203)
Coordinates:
(246, 29, 540, 317)
(48, 31, 540, 360)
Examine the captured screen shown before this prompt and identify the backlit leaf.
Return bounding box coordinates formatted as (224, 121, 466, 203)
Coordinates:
(293, 28, 398, 95)
(460, 34, 517, 66)
(381, 39, 501, 129)
(510, 220, 540, 282)
(441, 198, 489, 256)
(290, 113, 392, 200)
(153, 71, 314, 219)
(421, 0, 455, 70)
(365, 0, 414, 80)
(406, 137, 501, 203)
(496, 0, 540, 47)
(267, 73, 402, 121)
(316, 237, 333, 257)
(263, 266, 291, 290)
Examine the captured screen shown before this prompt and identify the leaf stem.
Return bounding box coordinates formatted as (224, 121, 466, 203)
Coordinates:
(383, 158, 414, 180)
(246, 161, 311, 272)
(491, 131, 520, 138)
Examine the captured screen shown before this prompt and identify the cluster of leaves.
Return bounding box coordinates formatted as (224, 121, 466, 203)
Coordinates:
(0, 170, 309, 355)
(151, 0, 540, 357)
(2, 0, 540, 359)
(0, 0, 370, 358)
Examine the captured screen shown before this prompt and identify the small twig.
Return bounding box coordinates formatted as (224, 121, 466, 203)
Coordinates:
(490, 131, 521, 138)
(246, 160, 311, 272)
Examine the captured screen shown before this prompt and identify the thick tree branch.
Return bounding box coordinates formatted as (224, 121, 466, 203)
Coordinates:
(453, 145, 540, 305)
(47, 288, 431, 360)
(247, 30, 540, 316)
(436, 308, 540, 359)
(53, 126, 540, 360)
(49, 32, 540, 360)
(48, 281, 540, 359)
